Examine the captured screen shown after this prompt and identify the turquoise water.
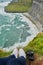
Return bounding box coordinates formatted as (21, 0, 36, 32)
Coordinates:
(0, 1, 38, 49)
(0, 14, 31, 48)
(0, 0, 11, 2)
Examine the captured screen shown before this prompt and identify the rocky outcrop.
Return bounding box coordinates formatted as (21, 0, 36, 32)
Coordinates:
(12, 0, 18, 2)
(30, 0, 43, 16)
(29, 0, 43, 32)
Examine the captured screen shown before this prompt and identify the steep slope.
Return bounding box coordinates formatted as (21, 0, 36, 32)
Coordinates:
(29, 0, 43, 31)
(24, 33, 43, 55)
(29, 0, 43, 29)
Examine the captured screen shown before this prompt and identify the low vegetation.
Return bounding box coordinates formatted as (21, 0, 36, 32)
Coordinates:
(24, 33, 43, 56)
(5, 0, 33, 12)
(40, 15, 43, 20)
(0, 50, 11, 58)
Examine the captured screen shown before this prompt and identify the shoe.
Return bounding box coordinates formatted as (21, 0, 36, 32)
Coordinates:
(19, 48, 26, 59)
(12, 48, 18, 58)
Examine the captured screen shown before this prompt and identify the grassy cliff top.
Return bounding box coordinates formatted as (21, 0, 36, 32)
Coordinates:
(24, 33, 43, 56)
(0, 50, 11, 58)
(5, 0, 33, 13)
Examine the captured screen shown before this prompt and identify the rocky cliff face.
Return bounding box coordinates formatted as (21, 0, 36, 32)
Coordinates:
(29, 0, 43, 26)
(12, 0, 18, 2)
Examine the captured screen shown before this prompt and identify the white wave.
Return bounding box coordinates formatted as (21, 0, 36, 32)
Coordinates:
(0, 32, 1, 34)
(0, 1, 11, 6)
(6, 28, 10, 31)
(1, 24, 11, 28)
(0, 1, 12, 15)
(16, 24, 24, 29)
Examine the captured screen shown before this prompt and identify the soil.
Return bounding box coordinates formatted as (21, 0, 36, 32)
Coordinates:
(26, 53, 43, 65)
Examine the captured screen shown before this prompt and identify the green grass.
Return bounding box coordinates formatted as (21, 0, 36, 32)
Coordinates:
(5, 3, 28, 12)
(40, 15, 43, 20)
(0, 50, 12, 58)
(24, 33, 43, 56)
(0, 33, 43, 57)
(5, 0, 33, 12)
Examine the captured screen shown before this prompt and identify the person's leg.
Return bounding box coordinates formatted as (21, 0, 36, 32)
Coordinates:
(11, 48, 18, 58)
(6, 48, 19, 65)
(17, 56, 26, 65)
(6, 58, 20, 65)
(6, 56, 26, 65)
(6, 49, 26, 65)
(0, 48, 18, 65)
(0, 55, 15, 65)
(18, 49, 26, 65)
(19, 49, 26, 59)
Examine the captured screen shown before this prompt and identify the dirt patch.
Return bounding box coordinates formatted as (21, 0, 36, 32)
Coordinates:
(26, 54, 43, 65)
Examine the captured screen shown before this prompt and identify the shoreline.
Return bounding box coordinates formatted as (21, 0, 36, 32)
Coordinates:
(0, 14, 39, 52)
(23, 13, 43, 32)
(0, 1, 39, 52)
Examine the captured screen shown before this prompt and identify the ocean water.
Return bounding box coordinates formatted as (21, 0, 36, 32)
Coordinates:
(0, 14, 31, 48)
(0, 0, 11, 2)
(0, 1, 39, 50)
